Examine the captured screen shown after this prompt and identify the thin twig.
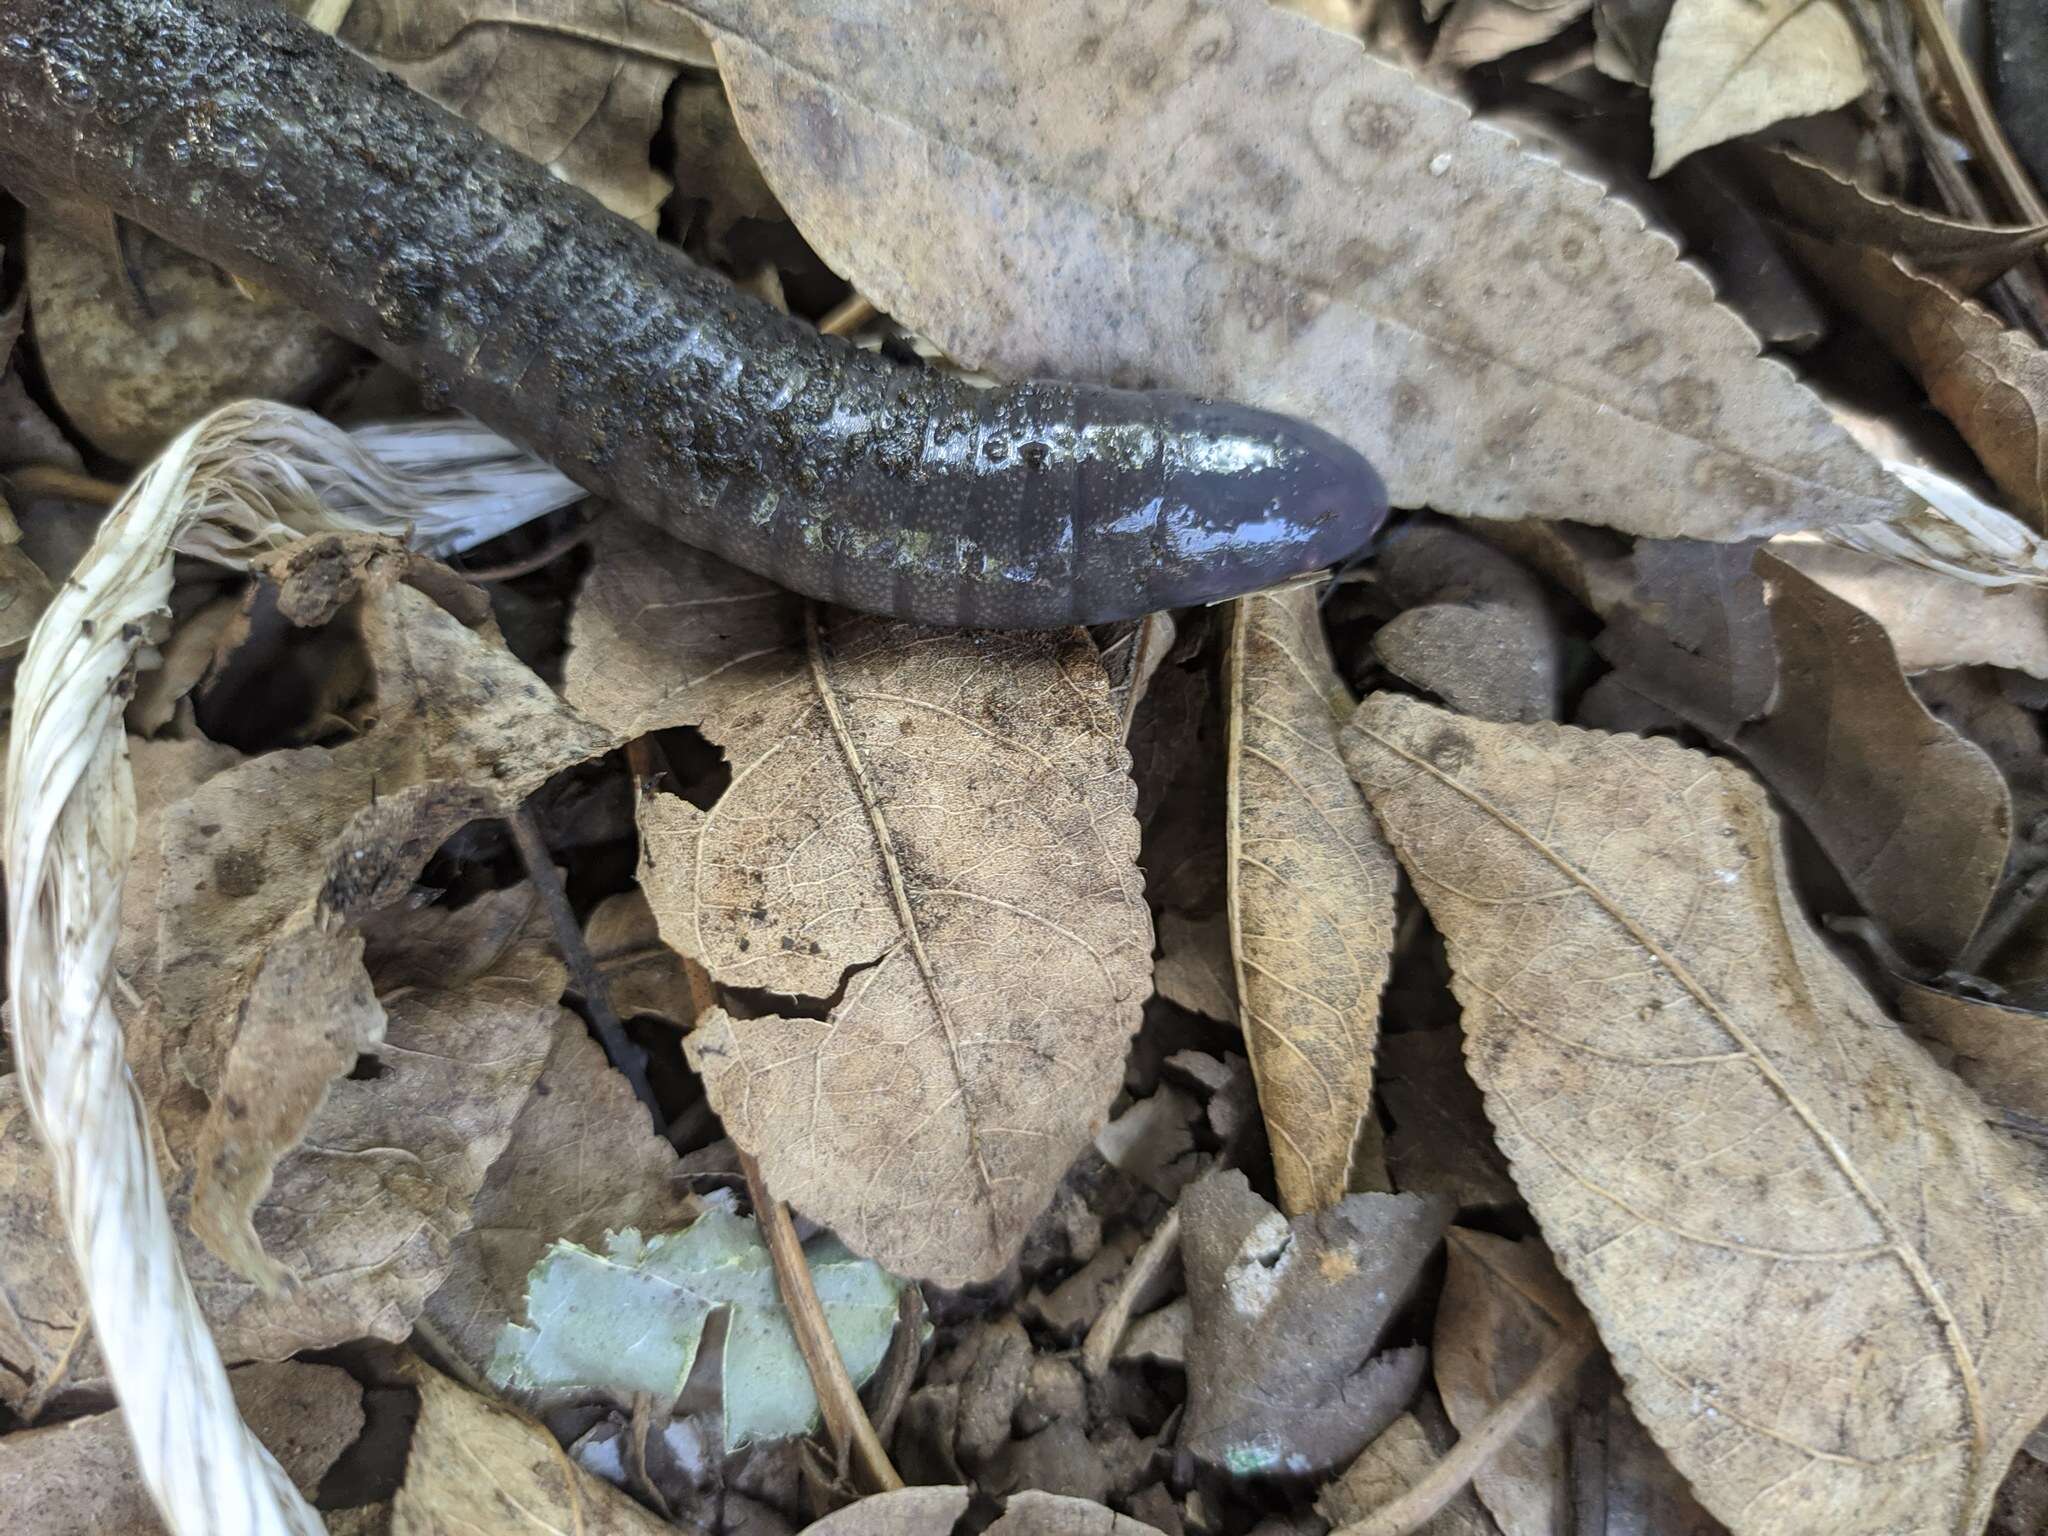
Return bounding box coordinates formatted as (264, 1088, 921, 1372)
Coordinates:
(455, 515, 592, 582)
(5, 464, 125, 506)
(817, 292, 877, 337)
(1081, 1205, 1183, 1378)
(505, 801, 661, 1125)
(1334, 1324, 1599, 1536)
(737, 1147, 904, 1493)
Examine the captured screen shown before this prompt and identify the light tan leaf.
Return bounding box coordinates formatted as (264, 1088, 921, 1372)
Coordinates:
(1343, 692, 2048, 1536)
(571, 517, 1150, 1284)
(152, 540, 611, 1283)
(1319, 1410, 1500, 1535)
(1749, 149, 2048, 293)
(1733, 552, 2011, 965)
(388, 1353, 671, 1535)
(1371, 523, 1563, 724)
(0, 1362, 362, 1536)
(1435, 1230, 1724, 1536)
(1785, 236, 2048, 529)
(985, 1491, 1170, 1536)
(1766, 537, 2048, 678)
(422, 1013, 702, 1381)
(680, 0, 1905, 539)
(0, 884, 566, 1409)
(1431, 0, 1593, 71)
(1154, 909, 1239, 1026)
(798, 1487, 973, 1535)
(1226, 586, 1396, 1212)
(1649, 0, 1868, 175)
(336, 0, 711, 227)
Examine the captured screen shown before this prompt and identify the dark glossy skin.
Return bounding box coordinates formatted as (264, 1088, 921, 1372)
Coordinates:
(0, 0, 1387, 627)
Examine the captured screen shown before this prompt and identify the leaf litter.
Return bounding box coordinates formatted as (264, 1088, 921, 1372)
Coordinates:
(9, 2, 2048, 1535)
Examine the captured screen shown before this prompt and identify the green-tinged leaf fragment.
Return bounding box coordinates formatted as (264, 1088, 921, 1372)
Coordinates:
(488, 1197, 907, 1445)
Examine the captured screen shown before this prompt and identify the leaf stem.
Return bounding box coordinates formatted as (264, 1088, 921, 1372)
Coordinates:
(1332, 1323, 1598, 1536)
(506, 801, 661, 1125)
(738, 1147, 905, 1493)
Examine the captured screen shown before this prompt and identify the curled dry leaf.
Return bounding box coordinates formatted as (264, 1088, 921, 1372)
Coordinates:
(1371, 522, 1562, 724)
(0, 882, 567, 1409)
(985, 1490, 1171, 1536)
(421, 1014, 703, 1382)
(1181, 1168, 1449, 1477)
(565, 517, 1151, 1286)
(388, 1353, 672, 1535)
(157, 538, 612, 1284)
(1226, 586, 1397, 1212)
(1785, 236, 2048, 529)
(26, 216, 355, 463)
(687, 0, 1905, 538)
(0, 1362, 362, 1536)
(1736, 552, 2011, 965)
(1343, 692, 2048, 1536)
(1748, 149, 2048, 294)
(1766, 536, 2048, 678)
(0, 501, 54, 664)
(797, 1486, 973, 1535)
(1649, 0, 1868, 176)
(1431, 0, 1593, 71)
(1435, 1230, 1724, 1536)
(336, 0, 711, 227)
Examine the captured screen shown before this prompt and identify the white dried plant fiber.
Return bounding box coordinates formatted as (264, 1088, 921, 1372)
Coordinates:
(5, 400, 580, 1536)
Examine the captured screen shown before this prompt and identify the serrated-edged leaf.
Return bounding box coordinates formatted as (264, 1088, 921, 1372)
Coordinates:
(1225, 586, 1395, 1212)
(676, 0, 1904, 539)
(490, 1202, 907, 1445)
(1343, 693, 2048, 1536)
(1650, 0, 1868, 175)
(573, 527, 1150, 1287)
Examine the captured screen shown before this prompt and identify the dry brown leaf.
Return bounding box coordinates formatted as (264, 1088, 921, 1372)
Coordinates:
(1749, 149, 2048, 293)
(1432, 0, 1594, 71)
(0, 1361, 362, 1536)
(26, 215, 355, 463)
(568, 518, 1151, 1284)
(388, 1352, 671, 1535)
(798, 1487, 974, 1534)
(1785, 236, 2048, 529)
(421, 1012, 703, 1380)
(1435, 1230, 1724, 1536)
(1320, 1408, 1501, 1535)
(1371, 523, 1563, 724)
(1766, 537, 2048, 678)
(985, 1491, 1170, 1536)
(1649, 0, 1868, 175)
(1343, 692, 2048, 1536)
(1226, 586, 1397, 1212)
(1181, 1168, 1448, 1477)
(681, 0, 1905, 539)
(669, 77, 787, 246)
(336, 0, 712, 227)
(0, 883, 566, 1409)
(1733, 553, 2011, 964)
(1898, 982, 2048, 1132)
(584, 887, 713, 1029)
(153, 538, 611, 1282)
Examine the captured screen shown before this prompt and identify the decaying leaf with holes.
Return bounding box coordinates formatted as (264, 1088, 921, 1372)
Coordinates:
(1343, 692, 2048, 1536)
(1225, 586, 1396, 1212)
(564, 520, 1151, 1285)
(683, 0, 1905, 540)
